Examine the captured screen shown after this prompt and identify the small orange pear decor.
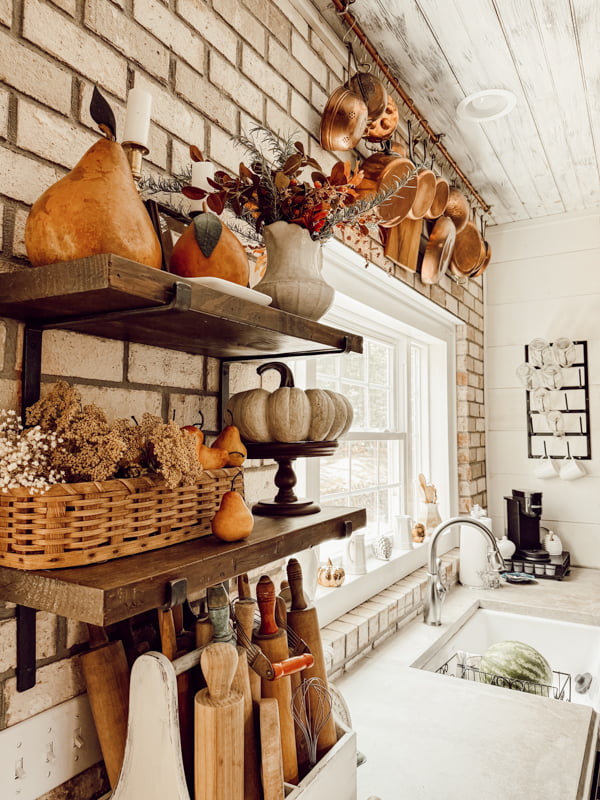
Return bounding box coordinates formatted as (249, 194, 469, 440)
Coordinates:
(211, 420, 247, 467)
(211, 473, 254, 543)
(24, 87, 162, 270)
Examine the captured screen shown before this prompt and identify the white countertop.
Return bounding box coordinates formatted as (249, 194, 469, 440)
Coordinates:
(337, 567, 600, 800)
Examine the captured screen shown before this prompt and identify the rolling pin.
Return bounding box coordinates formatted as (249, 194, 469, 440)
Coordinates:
(254, 575, 299, 785)
(235, 597, 261, 704)
(231, 646, 262, 800)
(286, 557, 338, 758)
(79, 625, 130, 788)
(207, 583, 235, 644)
(259, 697, 285, 800)
(195, 643, 244, 800)
(158, 608, 194, 789)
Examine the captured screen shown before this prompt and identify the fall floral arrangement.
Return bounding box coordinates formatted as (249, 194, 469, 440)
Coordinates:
(184, 127, 413, 243)
(146, 127, 414, 245)
(0, 382, 203, 492)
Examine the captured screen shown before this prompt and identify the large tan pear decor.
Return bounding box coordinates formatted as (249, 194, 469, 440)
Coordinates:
(24, 88, 162, 270)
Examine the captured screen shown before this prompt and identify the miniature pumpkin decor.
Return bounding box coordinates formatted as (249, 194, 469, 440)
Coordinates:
(24, 87, 162, 270)
(169, 211, 250, 286)
(211, 473, 254, 542)
(317, 559, 346, 588)
(225, 362, 353, 444)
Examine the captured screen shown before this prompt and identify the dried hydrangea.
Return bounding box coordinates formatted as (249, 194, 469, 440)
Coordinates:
(137, 413, 203, 488)
(0, 409, 65, 493)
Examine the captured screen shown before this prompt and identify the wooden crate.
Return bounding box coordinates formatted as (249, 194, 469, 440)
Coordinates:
(0, 468, 243, 569)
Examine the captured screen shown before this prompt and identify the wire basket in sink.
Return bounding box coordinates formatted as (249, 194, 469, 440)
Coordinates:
(435, 651, 572, 702)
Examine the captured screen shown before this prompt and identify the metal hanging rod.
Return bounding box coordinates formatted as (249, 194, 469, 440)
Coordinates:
(331, 0, 491, 214)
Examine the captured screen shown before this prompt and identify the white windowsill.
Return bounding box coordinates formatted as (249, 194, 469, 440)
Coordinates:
(315, 528, 459, 627)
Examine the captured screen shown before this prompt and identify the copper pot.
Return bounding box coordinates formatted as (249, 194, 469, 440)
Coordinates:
(348, 71, 388, 120)
(444, 188, 470, 233)
(320, 86, 369, 151)
(363, 96, 399, 143)
(470, 240, 492, 277)
(407, 168, 437, 220)
(421, 217, 456, 284)
(424, 176, 450, 220)
(358, 152, 419, 226)
(450, 219, 486, 275)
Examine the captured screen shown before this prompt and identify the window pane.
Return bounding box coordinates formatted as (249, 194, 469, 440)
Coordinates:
(368, 341, 390, 386)
(342, 382, 365, 428)
(320, 440, 350, 495)
(341, 351, 364, 381)
(350, 440, 378, 492)
(368, 387, 389, 430)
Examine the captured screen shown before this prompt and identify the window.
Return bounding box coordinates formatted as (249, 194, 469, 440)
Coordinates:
(291, 239, 460, 623)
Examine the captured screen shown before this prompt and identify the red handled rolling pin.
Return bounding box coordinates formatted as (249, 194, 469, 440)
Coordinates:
(80, 625, 130, 788)
(286, 558, 338, 759)
(254, 575, 299, 785)
(195, 643, 244, 800)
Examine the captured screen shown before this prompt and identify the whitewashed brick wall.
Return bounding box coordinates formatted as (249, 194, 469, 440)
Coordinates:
(0, 1, 486, 796)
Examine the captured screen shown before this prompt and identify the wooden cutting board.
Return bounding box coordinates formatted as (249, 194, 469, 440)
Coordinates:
(111, 651, 190, 800)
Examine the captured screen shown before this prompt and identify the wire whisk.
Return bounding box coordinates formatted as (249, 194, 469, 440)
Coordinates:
(291, 677, 333, 768)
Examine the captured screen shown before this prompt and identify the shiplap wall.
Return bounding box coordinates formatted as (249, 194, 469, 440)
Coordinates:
(485, 207, 600, 567)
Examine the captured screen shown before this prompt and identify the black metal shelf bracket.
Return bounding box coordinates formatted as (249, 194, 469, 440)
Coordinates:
(219, 336, 351, 426)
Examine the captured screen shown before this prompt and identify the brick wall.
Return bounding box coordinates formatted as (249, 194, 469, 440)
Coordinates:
(0, 1, 486, 796)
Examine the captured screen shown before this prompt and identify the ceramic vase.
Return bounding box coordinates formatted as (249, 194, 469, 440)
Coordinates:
(253, 221, 335, 320)
(418, 502, 442, 535)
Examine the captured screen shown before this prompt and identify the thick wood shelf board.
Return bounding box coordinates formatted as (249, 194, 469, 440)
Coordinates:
(0, 506, 366, 626)
(0, 255, 362, 358)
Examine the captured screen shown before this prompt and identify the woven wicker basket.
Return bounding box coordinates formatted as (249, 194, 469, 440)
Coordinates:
(0, 468, 244, 570)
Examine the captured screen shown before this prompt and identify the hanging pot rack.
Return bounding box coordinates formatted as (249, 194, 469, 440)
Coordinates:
(332, 0, 491, 215)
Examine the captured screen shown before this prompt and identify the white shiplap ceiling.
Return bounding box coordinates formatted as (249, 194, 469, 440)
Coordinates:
(313, 0, 600, 226)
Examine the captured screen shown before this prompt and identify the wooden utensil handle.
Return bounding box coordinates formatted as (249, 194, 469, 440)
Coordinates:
(270, 653, 314, 679)
(256, 575, 279, 637)
(201, 642, 238, 701)
(286, 558, 308, 611)
(237, 573, 252, 599)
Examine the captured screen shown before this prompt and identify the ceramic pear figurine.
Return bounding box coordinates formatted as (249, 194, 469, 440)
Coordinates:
(543, 530, 563, 555)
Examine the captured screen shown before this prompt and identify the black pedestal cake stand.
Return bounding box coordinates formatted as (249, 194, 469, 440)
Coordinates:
(245, 440, 338, 516)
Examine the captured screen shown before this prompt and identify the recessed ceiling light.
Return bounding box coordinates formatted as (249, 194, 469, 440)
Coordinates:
(457, 89, 517, 122)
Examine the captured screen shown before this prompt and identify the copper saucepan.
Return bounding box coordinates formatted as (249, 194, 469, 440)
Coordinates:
(320, 85, 369, 151)
(450, 216, 486, 276)
(444, 188, 470, 233)
(358, 152, 419, 227)
(425, 176, 450, 220)
(421, 216, 456, 284)
(349, 69, 388, 120)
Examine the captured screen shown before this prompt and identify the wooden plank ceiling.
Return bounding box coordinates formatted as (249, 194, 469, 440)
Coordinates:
(312, 0, 600, 226)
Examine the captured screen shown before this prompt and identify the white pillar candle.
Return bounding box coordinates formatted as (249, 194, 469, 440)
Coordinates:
(122, 87, 152, 148)
(189, 161, 216, 212)
(191, 161, 216, 192)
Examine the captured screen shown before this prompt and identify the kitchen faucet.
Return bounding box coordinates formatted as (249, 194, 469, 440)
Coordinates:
(424, 516, 505, 626)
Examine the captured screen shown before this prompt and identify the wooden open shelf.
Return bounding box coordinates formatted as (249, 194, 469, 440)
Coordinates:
(0, 506, 366, 627)
(0, 254, 363, 358)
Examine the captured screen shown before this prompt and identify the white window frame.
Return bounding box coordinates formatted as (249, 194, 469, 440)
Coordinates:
(302, 238, 461, 625)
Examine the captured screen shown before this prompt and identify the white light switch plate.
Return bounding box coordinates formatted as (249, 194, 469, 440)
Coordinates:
(0, 694, 102, 799)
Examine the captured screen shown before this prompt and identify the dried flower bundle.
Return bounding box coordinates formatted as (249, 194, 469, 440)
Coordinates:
(0, 410, 64, 493)
(24, 382, 204, 489)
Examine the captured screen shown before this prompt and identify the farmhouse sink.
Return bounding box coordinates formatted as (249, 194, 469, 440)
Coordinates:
(413, 607, 600, 710)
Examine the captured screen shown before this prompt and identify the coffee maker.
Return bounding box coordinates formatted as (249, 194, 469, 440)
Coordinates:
(505, 489, 548, 561)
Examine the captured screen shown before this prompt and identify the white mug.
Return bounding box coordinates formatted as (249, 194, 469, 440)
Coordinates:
(559, 455, 586, 481)
(533, 455, 558, 479)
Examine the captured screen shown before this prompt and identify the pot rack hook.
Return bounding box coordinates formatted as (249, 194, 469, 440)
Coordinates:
(341, 8, 359, 45)
(337, 0, 357, 16)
